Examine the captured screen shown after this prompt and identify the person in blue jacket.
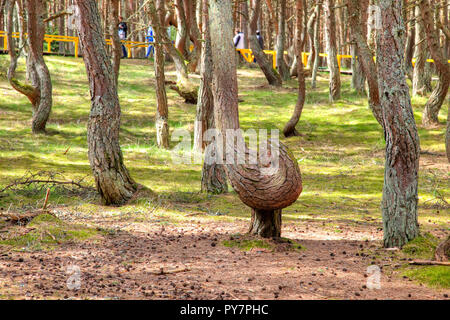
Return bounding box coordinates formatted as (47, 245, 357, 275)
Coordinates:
(146, 25, 155, 58)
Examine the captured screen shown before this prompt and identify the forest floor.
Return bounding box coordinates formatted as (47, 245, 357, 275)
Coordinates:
(0, 55, 448, 300)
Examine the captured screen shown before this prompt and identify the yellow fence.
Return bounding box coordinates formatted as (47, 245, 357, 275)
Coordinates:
(1, 31, 449, 69)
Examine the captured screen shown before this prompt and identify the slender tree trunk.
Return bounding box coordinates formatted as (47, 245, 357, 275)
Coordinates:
(377, 0, 420, 248)
(150, 0, 169, 149)
(109, 0, 121, 86)
(412, 4, 432, 96)
(419, 0, 450, 126)
(175, 0, 188, 56)
(75, 0, 138, 205)
(249, 0, 282, 87)
(283, 0, 306, 137)
(311, 0, 321, 88)
(404, 5, 415, 80)
(306, 6, 317, 71)
(276, 0, 289, 80)
(209, 0, 302, 238)
(323, 0, 341, 102)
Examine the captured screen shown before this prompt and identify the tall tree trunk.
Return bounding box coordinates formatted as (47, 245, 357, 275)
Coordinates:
(276, 0, 289, 80)
(75, 0, 138, 205)
(109, 0, 121, 86)
(323, 0, 341, 102)
(377, 0, 420, 248)
(311, 0, 321, 88)
(347, 0, 384, 127)
(150, 0, 170, 149)
(249, 0, 282, 87)
(198, 1, 228, 196)
(404, 4, 416, 81)
(419, 0, 450, 126)
(412, 4, 432, 96)
(175, 0, 188, 57)
(283, 0, 306, 137)
(305, 5, 317, 72)
(209, 0, 302, 238)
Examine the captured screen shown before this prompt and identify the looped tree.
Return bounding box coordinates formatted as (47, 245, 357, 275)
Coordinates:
(208, 0, 302, 238)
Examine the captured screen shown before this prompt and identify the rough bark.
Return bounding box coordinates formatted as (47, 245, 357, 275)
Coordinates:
(249, 0, 282, 87)
(75, 0, 138, 205)
(283, 0, 306, 138)
(419, 0, 450, 126)
(377, 0, 420, 248)
(150, 0, 169, 149)
(323, 0, 341, 102)
(209, 0, 302, 238)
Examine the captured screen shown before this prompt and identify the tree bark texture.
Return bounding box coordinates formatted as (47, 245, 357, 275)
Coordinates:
(75, 0, 137, 205)
(377, 0, 420, 248)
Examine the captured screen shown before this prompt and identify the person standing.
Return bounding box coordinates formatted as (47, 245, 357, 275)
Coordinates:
(256, 30, 264, 50)
(233, 30, 245, 49)
(146, 25, 155, 58)
(118, 16, 128, 58)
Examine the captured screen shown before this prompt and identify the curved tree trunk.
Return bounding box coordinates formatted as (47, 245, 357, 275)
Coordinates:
(377, 0, 420, 248)
(209, 0, 302, 238)
(347, 0, 384, 128)
(305, 7, 317, 71)
(75, 0, 137, 205)
(323, 0, 341, 102)
(150, 0, 169, 149)
(7, 0, 53, 134)
(249, 0, 282, 87)
(419, 0, 450, 127)
(283, 0, 306, 138)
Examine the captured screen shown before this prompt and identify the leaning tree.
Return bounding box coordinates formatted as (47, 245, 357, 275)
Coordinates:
(74, 0, 138, 205)
(377, 0, 420, 248)
(208, 0, 302, 238)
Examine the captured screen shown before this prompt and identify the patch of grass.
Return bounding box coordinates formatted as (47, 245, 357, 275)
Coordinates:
(222, 235, 304, 252)
(402, 266, 450, 289)
(0, 214, 100, 251)
(402, 232, 440, 260)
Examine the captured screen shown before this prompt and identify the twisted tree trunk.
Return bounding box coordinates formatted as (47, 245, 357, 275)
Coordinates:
(75, 0, 137, 205)
(377, 0, 420, 248)
(7, 0, 53, 134)
(209, 0, 302, 238)
(323, 0, 341, 102)
(283, 0, 306, 138)
(419, 0, 450, 127)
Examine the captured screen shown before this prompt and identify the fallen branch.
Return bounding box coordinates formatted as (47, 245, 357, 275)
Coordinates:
(409, 260, 450, 266)
(150, 267, 191, 275)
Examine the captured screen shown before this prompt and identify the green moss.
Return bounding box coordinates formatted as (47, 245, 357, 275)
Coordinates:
(402, 233, 440, 260)
(402, 266, 450, 289)
(0, 213, 100, 251)
(223, 238, 273, 251)
(222, 235, 304, 252)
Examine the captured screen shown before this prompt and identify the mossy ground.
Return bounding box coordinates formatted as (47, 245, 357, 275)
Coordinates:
(222, 234, 304, 252)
